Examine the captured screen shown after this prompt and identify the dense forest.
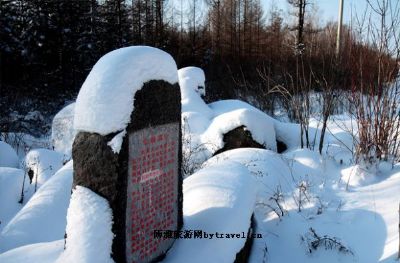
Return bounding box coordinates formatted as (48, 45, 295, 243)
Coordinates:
(0, 0, 398, 136)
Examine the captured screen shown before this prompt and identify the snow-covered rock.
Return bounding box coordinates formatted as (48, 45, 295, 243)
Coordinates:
(178, 66, 206, 96)
(74, 46, 179, 135)
(0, 162, 73, 253)
(178, 67, 214, 138)
(208, 99, 305, 151)
(201, 109, 277, 154)
(51, 103, 76, 158)
(164, 161, 257, 263)
(179, 67, 216, 176)
(0, 141, 19, 168)
(0, 168, 25, 231)
(25, 148, 64, 188)
(57, 186, 114, 263)
(182, 99, 279, 177)
(207, 100, 325, 151)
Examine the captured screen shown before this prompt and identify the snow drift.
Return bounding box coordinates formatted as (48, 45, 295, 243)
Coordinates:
(57, 186, 114, 263)
(0, 240, 64, 263)
(0, 141, 19, 168)
(164, 160, 257, 263)
(25, 148, 64, 189)
(0, 162, 73, 252)
(0, 168, 25, 231)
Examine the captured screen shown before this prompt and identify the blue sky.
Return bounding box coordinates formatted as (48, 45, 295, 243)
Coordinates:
(261, 0, 369, 25)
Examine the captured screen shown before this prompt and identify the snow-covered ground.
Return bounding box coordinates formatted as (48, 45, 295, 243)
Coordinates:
(164, 160, 257, 263)
(0, 142, 19, 168)
(207, 147, 399, 263)
(0, 50, 399, 262)
(0, 161, 73, 253)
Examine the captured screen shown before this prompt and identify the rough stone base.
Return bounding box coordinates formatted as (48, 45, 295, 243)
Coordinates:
(276, 140, 288, 153)
(72, 131, 124, 261)
(214, 126, 266, 155)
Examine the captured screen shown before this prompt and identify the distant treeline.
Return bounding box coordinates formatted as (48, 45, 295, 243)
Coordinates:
(0, 0, 397, 115)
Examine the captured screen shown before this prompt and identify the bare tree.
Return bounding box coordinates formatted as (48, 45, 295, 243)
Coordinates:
(350, 0, 400, 167)
(288, 0, 309, 54)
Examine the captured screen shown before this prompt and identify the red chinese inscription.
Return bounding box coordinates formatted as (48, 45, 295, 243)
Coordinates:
(126, 123, 179, 263)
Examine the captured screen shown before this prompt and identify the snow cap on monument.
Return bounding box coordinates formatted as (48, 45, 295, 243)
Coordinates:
(74, 46, 179, 135)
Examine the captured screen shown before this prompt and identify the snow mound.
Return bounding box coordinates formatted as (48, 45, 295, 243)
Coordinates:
(0, 141, 19, 168)
(74, 46, 178, 135)
(340, 165, 377, 187)
(0, 162, 73, 253)
(182, 112, 210, 135)
(203, 148, 295, 200)
(324, 144, 353, 165)
(182, 99, 280, 176)
(0, 240, 64, 263)
(25, 148, 64, 188)
(208, 100, 267, 116)
(179, 67, 215, 176)
(178, 66, 206, 96)
(57, 186, 114, 263)
(0, 168, 25, 230)
(273, 121, 319, 151)
(1, 133, 51, 159)
(310, 115, 355, 164)
(203, 148, 294, 190)
(274, 122, 303, 149)
(51, 102, 76, 158)
(201, 109, 277, 153)
(283, 148, 323, 178)
(179, 67, 213, 121)
(164, 161, 257, 263)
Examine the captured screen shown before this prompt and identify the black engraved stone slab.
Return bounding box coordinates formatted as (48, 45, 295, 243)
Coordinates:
(126, 123, 180, 263)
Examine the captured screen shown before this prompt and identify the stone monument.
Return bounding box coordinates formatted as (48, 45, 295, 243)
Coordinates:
(72, 47, 182, 263)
